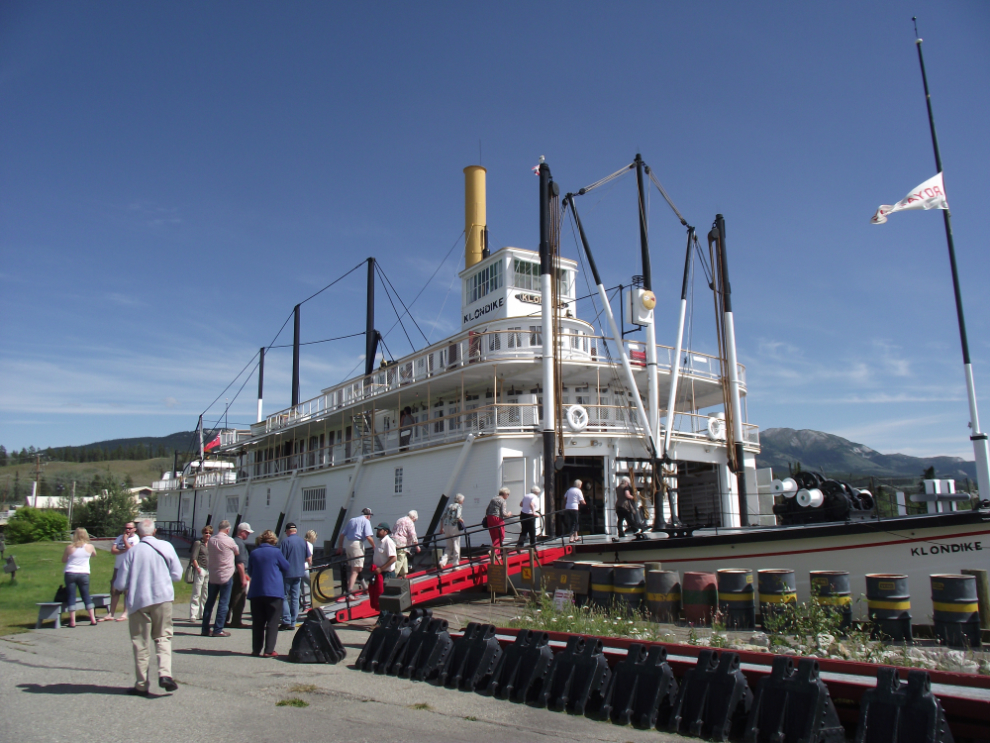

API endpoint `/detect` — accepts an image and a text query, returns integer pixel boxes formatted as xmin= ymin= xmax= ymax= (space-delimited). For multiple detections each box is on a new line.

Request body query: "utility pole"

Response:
xmin=68 ymin=481 xmax=76 ymax=525
xmin=34 ymin=455 xmax=41 ymax=507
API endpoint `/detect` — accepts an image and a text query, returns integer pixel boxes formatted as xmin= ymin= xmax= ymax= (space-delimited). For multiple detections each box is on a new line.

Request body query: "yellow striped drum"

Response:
xmin=717 ymin=568 xmax=755 ymax=630
xmin=646 ymin=570 xmax=680 ymax=623
xmin=613 ymin=564 xmax=646 ymax=615
xmin=758 ymin=569 xmax=797 ymax=625
xmin=931 ymin=574 xmax=981 ymax=648
xmin=866 ymin=573 xmax=912 ymax=642
xmin=810 ymin=570 xmax=852 ymax=629
xmin=590 ymin=563 xmax=614 ymax=610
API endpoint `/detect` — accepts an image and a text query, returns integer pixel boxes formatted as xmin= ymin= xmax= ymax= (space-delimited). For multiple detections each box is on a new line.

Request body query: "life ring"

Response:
xmin=706 ymin=416 xmax=726 ymax=441
xmin=565 ymin=405 xmax=589 ymax=432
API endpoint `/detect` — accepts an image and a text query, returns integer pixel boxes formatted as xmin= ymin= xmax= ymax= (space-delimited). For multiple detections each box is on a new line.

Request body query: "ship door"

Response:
xmin=554 ymin=456 xmax=606 ymax=536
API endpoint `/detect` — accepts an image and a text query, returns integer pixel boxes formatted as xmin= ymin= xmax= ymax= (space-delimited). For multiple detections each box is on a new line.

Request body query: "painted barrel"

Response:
xmin=758 ymin=569 xmax=797 ymax=627
xmin=866 ymin=573 xmax=912 ymax=642
xmin=570 ymin=562 xmax=594 ymax=607
xmin=931 ymin=574 xmax=981 ymax=648
xmin=589 ymin=563 xmax=614 ymax=610
xmin=644 ymin=562 xmax=663 ymax=572
xmin=646 ymin=570 xmax=681 ymax=623
xmin=717 ymin=569 xmax=755 ymax=630
xmin=683 ymin=571 xmax=718 ymax=625
xmin=613 ymin=563 xmax=646 ymax=615
xmin=810 ymin=570 xmax=852 ymax=629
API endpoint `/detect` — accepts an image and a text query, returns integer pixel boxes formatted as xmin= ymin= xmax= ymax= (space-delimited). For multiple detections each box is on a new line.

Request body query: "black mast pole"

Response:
xmin=539 ymin=161 xmax=556 ymax=539
xmin=365 ymin=257 xmax=378 ymax=377
xmin=912 ymin=18 xmax=989 ymax=497
xmin=634 ymin=154 xmax=652 ymax=292
xmin=291 ymin=304 xmax=301 ymax=407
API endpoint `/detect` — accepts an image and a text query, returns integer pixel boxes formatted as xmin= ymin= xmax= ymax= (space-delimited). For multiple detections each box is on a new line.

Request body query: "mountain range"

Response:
xmin=756 ymin=428 xmax=978 ymax=481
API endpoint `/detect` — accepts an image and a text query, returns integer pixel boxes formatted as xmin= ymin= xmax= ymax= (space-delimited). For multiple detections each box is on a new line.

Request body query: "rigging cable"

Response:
xmin=376 ymin=262 xmax=430 ymax=346
xmin=375 ymin=263 xmax=416 ymax=353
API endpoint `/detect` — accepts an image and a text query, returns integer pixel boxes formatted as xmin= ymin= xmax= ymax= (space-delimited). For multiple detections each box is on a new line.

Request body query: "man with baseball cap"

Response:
xmin=368 ymin=522 xmax=396 ymax=612
xmin=278 ymin=522 xmax=308 ymax=630
xmin=336 ymin=507 xmax=375 ymax=596
xmin=226 ymin=522 xmax=253 ymax=629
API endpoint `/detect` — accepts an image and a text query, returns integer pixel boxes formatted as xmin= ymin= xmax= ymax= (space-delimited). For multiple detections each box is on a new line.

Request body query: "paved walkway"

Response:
xmin=1 ymin=603 xmax=691 ymax=743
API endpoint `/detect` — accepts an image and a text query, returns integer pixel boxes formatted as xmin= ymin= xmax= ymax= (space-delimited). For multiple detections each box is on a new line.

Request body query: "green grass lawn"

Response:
xmin=0 ymin=541 xmax=192 ymax=636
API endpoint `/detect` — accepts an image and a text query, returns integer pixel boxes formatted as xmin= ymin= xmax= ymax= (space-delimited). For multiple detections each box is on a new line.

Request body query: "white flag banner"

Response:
xmin=871 ymin=172 xmax=948 ymax=224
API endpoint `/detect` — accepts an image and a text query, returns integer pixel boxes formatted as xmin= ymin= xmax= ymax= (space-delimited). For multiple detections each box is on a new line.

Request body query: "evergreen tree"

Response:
xmin=73 ymin=475 xmax=138 ymax=537
xmin=0 ymin=445 xmax=7 ymax=466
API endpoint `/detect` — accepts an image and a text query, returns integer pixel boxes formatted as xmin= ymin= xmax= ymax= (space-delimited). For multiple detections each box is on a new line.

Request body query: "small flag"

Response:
xmin=204 ymin=434 xmax=221 ymax=452
xmin=532 ymin=165 xmax=540 ymax=176
xmin=871 ymin=172 xmax=948 ymax=224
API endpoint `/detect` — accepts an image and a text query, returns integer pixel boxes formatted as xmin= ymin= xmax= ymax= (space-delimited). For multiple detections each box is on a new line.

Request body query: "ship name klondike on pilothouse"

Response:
xmin=157 ymin=156 xmax=990 ymax=619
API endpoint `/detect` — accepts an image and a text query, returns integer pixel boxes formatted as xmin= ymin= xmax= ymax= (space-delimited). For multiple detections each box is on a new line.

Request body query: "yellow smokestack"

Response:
xmin=464 ymin=165 xmax=487 ymax=269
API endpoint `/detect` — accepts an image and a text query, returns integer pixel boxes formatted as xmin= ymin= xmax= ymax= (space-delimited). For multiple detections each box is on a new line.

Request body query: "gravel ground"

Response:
xmin=0 ymin=602 xmax=693 ymax=743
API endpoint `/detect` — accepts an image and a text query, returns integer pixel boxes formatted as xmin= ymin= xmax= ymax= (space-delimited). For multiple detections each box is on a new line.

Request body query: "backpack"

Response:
xmin=288 ymin=607 xmax=347 ymax=664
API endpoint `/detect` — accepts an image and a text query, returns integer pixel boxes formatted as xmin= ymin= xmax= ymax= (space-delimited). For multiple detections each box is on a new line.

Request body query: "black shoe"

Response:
xmin=158 ymin=676 xmax=178 ymax=692
xmin=278 ymin=624 xmax=294 ymax=631
xmin=211 ymin=630 xmax=231 ymax=637
xmin=126 ymin=687 xmax=149 ymax=697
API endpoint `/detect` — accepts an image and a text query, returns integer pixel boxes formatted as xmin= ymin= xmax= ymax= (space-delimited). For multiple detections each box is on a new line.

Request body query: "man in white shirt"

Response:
xmin=372 ymin=523 xmax=397 ymax=579
xmin=104 ymin=522 xmax=139 ymax=622
xmin=114 ymin=519 xmax=183 ymax=696
xmin=516 ymin=486 xmax=541 ymax=549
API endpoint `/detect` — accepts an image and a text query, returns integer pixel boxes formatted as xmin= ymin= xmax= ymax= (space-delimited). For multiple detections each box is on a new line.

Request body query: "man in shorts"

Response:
xmin=336 ymin=507 xmax=375 ymax=595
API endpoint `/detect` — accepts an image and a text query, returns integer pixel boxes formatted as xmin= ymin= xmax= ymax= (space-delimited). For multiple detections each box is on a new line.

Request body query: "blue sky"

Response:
xmin=2 ymin=2 xmax=989 ymax=462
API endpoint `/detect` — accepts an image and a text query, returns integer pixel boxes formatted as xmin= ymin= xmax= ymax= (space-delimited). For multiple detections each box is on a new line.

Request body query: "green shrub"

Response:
xmin=6 ymin=507 xmax=70 ymax=544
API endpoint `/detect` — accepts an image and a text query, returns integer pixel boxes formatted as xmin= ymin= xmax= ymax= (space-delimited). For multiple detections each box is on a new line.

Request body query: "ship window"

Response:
xmin=512 ymin=259 xmax=539 ymax=291
xmin=489 ymin=332 xmax=500 ymax=351
xmin=226 ymin=496 xmax=239 ymax=513
xmin=507 ymin=327 xmax=521 ymax=348
xmin=467 ymin=260 xmax=503 ymax=304
xmin=302 ymin=486 xmax=326 ymax=512
xmin=394 ymin=467 xmax=403 ymax=494
xmin=266 ymin=488 xmax=271 ymax=506
xmin=529 ymin=325 xmax=542 ymax=346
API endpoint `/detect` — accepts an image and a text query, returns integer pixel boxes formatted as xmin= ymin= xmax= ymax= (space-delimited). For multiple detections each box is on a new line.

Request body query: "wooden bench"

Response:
xmin=35 ymin=593 xmax=114 ymax=628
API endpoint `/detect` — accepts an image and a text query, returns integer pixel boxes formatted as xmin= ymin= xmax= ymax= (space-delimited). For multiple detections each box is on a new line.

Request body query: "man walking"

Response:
xmin=392 ymin=510 xmax=420 ymax=578
xmin=368 ymin=522 xmax=397 ymax=611
xmin=336 ymin=507 xmax=375 ymax=594
xmin=200 ymin=520 xmax=238 ymax=638
xmin=278 ymin=523 xmax=308 ymax=630
xmin=114 ymin=519 xmax=182 ymax=696
xmin=104 ymin=521 xmax=139 ymax=622
xmin=226 ymin=522 xmax=253 ymax=628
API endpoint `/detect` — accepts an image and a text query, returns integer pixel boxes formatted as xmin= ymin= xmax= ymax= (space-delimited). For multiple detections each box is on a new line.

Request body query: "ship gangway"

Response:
xmin=310 ymin=515 xmax=574 ymax=624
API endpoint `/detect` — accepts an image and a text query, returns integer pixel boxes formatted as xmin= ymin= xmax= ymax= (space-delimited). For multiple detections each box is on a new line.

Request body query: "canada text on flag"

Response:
xmin=871 ymin=172 xmax=948 ymax=224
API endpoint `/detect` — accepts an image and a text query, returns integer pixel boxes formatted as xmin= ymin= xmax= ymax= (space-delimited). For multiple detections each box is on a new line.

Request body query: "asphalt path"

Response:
xmin=0 ymin=603 xmax=691 ymax=743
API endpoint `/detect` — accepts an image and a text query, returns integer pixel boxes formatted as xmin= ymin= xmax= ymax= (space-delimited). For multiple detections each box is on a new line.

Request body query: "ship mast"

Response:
xmin=912 ymin=19 xmax=990 ymax=500
xmin=538 ymin=158 xmax=557 ymax=537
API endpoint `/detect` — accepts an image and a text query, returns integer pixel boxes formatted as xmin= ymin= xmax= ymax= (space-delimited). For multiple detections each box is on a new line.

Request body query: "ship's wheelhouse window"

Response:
xmin=466 ymin=260 xmax=503 ymax=304
xmin=507 ymin=327 xmax=522 ymax=348
xmin=512 ymin=259 xmax=539 ymax=291
xmin=529 ymin=325 xmax=542 ymax=346
xmin=394 ymin=467 xmax=403 ymax=494
xmin=302 ymin=486 xmax=326 ymax=512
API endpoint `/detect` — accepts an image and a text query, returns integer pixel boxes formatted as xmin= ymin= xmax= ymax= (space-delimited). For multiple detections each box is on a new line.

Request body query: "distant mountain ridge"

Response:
xmin=756 ymin=427 xmax=977 ymax=481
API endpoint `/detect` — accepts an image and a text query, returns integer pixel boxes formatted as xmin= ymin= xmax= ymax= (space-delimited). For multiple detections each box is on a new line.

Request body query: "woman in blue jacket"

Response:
xmin=247 ymin=530 xmax=291 ymax=657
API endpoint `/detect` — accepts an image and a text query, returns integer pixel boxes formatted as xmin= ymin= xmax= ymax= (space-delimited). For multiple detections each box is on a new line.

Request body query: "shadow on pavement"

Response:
xmin=174 ymin=648 xmax=247 ymax=657
xmin=17 ymin=683 xmax=132 ymax=696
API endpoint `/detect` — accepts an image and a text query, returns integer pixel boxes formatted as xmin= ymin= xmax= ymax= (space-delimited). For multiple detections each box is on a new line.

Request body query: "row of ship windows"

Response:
xmin=465 ymin=259 xmax=571 ymax=305
xmin=220 ymin=476 xmax=405 ymax=517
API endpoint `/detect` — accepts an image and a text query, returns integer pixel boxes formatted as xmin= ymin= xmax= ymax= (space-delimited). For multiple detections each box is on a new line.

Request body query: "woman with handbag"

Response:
xmin=188 ymin=526 xmax=212 ymax=621
xmin=246 ymin=530 xmax=291 ymax=658
xmin=61 ymin=528 xmax=98 ymax=627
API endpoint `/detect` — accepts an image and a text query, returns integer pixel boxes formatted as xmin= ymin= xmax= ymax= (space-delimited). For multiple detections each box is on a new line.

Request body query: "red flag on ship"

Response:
xmin=204 ymin=434 xmax=221 ymax=452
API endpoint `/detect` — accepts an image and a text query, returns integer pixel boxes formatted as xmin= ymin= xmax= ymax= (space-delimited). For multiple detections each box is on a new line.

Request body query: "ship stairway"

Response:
xmin=352 ymin=410 xmax=387 ymax=455
xmin=312 ymin=538 xmax=573 ymax=624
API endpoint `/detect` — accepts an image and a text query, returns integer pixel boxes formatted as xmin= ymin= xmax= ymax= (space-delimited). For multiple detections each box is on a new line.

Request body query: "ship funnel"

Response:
xmin=464 ymin=165 xmax=487 ymax=269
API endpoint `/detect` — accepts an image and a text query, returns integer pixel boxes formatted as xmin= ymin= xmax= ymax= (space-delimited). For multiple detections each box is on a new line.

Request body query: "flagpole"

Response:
xmin=913 ymin=18 xmax=990 ymax=500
